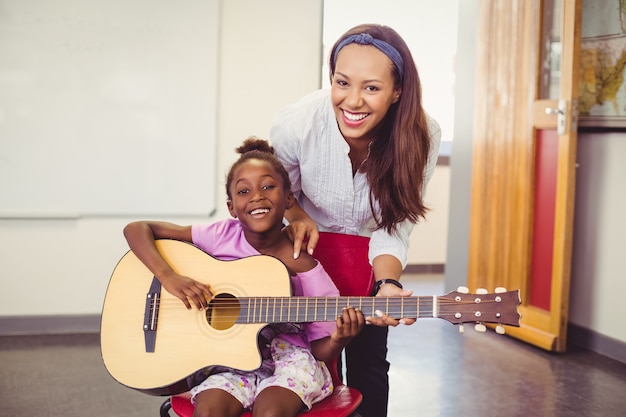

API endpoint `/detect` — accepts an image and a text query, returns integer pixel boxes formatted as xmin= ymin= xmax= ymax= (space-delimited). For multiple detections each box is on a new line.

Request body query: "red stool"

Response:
xmin=160 ymin=355 xmax=361 ymax=417
xmin=159 ymin=232 xmax=371 ymax=417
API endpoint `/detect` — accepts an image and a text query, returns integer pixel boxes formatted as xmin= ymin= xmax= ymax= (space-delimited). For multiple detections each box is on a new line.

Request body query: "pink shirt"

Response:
xmin=191 ymin=218 xmax=338 ymax=347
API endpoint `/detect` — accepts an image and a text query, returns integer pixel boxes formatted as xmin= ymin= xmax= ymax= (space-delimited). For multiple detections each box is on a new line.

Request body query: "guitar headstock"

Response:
xmin=437 ymin=287 xmax=521 ymax=334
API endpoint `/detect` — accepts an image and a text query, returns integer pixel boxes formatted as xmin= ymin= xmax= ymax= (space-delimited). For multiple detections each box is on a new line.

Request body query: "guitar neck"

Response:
xmin=235 ymin=296 xmax=437 ymax=323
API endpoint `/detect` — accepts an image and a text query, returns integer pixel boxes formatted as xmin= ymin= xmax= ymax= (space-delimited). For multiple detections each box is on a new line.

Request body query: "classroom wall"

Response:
xmin=0 ymin=0 xmax=449 ymax=322
xmin=569 ymin=132 xmax=626 ymax=345
xmin=408 ymin=165 xmax=450 ymax=266
xmin=0 ymin=0 xmax=323 ymax=318
xmin=2 ymin=0 xmax=620 ymax=360
xmin=0 ymin=0 xmax=221 ymax=218
xmin=444 ymin=0 xmax=477 ymax=293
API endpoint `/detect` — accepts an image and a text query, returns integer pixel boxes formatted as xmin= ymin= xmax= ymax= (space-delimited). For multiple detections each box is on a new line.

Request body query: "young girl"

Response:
xmin=123 ymin=137 xmax=364 ymax=417
xmin=270 ymin=24 xmax=442 ymax=417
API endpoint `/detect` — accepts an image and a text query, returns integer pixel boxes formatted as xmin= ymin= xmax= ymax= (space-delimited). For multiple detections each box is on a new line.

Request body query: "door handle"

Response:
xmin=544 ymin=99 xmax=568 ymax=135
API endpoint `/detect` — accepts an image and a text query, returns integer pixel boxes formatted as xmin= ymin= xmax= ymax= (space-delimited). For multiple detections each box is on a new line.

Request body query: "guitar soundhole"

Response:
xmin=206 ymin=293 xmax=239 ymax=330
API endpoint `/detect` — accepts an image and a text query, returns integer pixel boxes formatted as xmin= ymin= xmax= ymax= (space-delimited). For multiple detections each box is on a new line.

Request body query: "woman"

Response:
xmin=270 ymin=24 xmax=442 ymax=417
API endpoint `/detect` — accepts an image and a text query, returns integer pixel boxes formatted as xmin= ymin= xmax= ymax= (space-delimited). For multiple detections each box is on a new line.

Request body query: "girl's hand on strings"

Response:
xmin=160 ymin=272 xmax=212 ymax=310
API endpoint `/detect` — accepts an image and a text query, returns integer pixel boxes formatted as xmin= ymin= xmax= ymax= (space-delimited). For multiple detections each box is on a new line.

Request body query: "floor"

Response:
xmin=1 ymin=273 xmax=626 ymax=417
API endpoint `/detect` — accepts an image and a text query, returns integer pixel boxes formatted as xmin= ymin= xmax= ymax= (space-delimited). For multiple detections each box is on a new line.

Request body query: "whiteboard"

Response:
xmin=0 ymin=0 xmax=219 ymax=217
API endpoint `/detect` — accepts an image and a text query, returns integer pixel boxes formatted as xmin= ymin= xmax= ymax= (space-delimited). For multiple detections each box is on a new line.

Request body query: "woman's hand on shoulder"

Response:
xmin=282 ymin=218 xmax=319 ymax=258
xmin=281 ymin=203 xmax=319 ymax=259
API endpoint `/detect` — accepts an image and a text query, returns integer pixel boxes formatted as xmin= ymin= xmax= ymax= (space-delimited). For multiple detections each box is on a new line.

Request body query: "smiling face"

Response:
xmin=331 ymin=43 xmax=402 ymax=145
xmin=226 ymin=158 xmax=293 ymax=234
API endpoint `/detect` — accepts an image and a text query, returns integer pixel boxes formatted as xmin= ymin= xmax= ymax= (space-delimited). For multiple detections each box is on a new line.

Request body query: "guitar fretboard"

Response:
xmin=234 ymin=296 xmax=439 ymax=323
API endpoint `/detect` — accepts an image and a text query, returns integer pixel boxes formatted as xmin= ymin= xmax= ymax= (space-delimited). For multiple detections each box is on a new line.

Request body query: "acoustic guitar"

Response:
xmin=100 ymin=239 xmax=521 ymax=395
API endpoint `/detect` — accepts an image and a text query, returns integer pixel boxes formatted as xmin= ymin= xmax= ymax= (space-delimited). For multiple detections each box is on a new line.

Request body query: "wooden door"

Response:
xmin=467 ymin=0 xmax=581 ymax=352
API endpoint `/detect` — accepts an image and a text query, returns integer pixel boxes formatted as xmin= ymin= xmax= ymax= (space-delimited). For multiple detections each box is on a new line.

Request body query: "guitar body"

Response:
xmin=100 ymin=239 xmax=291 ymax=395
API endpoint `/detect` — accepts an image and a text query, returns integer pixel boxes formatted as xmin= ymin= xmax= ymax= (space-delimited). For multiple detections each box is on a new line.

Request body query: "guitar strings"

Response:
xmin=151 ymin=297 xmax=504 ymax=306
xmin=144 ymin=297 xmax=512 ymax=325
xmin=139 ymin=312 xmax=503 ymax=325
xmin=150 ymin=299 xmax=506 ymax=309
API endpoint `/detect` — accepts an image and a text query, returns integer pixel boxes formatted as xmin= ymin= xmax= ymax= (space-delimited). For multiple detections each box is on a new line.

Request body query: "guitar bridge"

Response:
xmin=143 ymin=276 xmax=161 ymax=353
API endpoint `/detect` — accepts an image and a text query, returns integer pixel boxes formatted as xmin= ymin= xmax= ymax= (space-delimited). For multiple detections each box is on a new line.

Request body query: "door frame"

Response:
xmin=467 ymin=0 xmax=581 ymax=352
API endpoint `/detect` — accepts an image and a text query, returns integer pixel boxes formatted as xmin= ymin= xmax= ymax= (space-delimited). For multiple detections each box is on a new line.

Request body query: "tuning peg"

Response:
xmin=457 ymin=286 xmax=469 ymax=294
xmin=476 ymin=288 xmax=488 ymax=294
xmin=459 ymin=324 xmax=465 ymax=333
xmin=496 ymin=324 xmax=506 ymax=335
xmin=495 ymin=287 xmax=507 ymax=293
xmin=474 ymin=323 xmax=487 ymax=332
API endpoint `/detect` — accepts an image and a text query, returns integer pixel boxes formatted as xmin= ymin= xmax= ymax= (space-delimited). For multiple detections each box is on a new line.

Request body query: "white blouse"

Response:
xmin=270 ymin=88 xmax=442 ymax=268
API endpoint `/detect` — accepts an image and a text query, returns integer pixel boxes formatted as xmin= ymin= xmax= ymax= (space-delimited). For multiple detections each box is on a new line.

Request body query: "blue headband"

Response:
xmin=333 ymin=33 xmax=404 ymax=82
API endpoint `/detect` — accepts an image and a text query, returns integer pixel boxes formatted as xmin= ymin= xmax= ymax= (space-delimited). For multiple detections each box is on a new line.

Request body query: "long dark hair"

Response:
xmin=329 ymin=24 xmax=432 ymax=233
